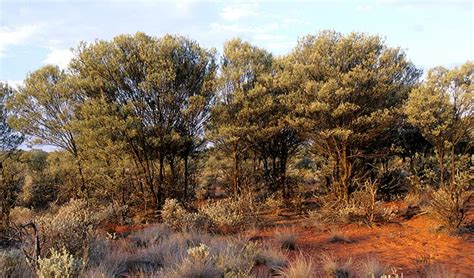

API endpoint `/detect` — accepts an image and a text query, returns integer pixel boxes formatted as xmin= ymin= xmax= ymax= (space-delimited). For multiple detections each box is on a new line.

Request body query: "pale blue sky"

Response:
xmin=1 ymin=0 xmax=473 ymax=86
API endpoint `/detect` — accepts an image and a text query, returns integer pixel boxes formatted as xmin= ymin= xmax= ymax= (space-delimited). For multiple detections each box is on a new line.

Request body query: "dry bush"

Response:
xmin=198 ymin=198 xmax=247 ymax=233
xmin=320 ymin=253 xmax=353 ymax=278
xmin=87 ymin=228 xmax=262 ymax=277
xmin=37 ymin=247 xmax=80 ymax=278
xmin=417 ymin=263 xmax=461 ymax=278
xmin=351 ymin=180 xmax=379 ymax=226
xmin=8 ymin=207 xmax=34 ymax=225
xmin=264 ymin=193 xmax=284 ymax=215
xmin=37 ymin=199 xmax=113 ymax=256
xmin=275 ymin=229 xmax=298 ymax=250
xmin=161 ymin=199 xmax=213 ymax=233
xmin=0 ymin=248 xmax=33 ymax=277
xmin=161 ymin=199 xmax=189 ymax=230
xmin=425 ymin=171 xmax=472 ymax=231
xmin=276 ymin=255 xmax=314 ymax=278
xmin=358 ymin=257 xmax=388 ymax=278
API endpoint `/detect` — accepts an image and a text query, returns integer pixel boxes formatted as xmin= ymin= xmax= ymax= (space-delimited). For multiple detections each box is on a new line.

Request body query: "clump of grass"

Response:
xmin=328 ymin=229 xmax=353 ymax=243
xmin=321 ymin=253 xmax=353 ymax=278
xmin=255 ymin=247 xmax=288 ymax=272
xmin=418 ymin=263 xmax=461 ymax=278
xmin=129 ymin=224 xmax=172 ymax=248
xmin=275 ymin=229 xmax=298 ymax=250
xmin=277 ymin=255 xmax=314 ymax=278
xmin=358 ymin=257 xmax=387 ymax=278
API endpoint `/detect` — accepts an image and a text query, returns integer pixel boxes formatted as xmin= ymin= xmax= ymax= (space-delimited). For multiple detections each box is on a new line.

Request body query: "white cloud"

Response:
xmin=0 ymin=25 xmax=40 ymax=57
xmin=43 ymin=48 xmax=74 ymax=68
xmin=220 ymin=2 xmax=259 ymax=21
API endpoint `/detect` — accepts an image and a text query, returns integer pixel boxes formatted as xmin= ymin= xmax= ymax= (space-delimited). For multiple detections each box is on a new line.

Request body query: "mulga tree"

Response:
xmin=0 ymin=83 xmax=23 ymax=233
xmin=405 ymin=62 xmax=473 ymax=187
xmin=6 ymin=66 xmax=88 ymax=197
xmin=71 ymin=33 xmax=216 ymax=209
xmin=285 ymin=31 xmax=420 ymax=204
xmin=209 ymin=39 xmax=302 ymax=197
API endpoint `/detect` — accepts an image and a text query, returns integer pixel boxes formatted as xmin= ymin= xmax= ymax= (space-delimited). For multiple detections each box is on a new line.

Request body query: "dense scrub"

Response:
xmin=0 ymin=30 xmax=472 ymax=277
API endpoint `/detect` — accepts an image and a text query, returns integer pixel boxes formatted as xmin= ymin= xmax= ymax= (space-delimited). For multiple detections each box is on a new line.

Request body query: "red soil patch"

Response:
xmin=256 ymin=214 xmax=474 ymax=277
xmin=103 ymin=223 xmax=145 ymax=235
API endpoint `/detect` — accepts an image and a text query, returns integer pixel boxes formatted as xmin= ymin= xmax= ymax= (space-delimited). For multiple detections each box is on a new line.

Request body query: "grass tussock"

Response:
xmin=328 ymin=229 xmax=353 ymax=243
xmin=276 ymin=255 xmax=314 ymax=278
xmin=275 ymin=229 xmax=298 ymax=250
xmin=321 ymin=253 xmax=353 ymax=278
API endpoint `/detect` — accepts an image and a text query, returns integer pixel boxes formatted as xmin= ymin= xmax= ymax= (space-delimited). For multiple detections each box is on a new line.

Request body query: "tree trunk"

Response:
xmin=233 ymin=144 xmax=240 ymax=196
xmin=183 ymin=154 xmax=189 ymax=201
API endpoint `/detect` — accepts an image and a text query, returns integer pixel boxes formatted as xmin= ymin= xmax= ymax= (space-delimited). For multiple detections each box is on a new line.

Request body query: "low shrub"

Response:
xmin=37 ymin=247 xmax=79 ymax=278
xmin=37 ymin=199 xmax=113 ymax=256
xmin=161 ymin=199 xmax=213 ymax=233
xmin=8 ymin=206 xmax=34 ymax=225
xmin=425 ymin=171 xmax=472 ymax=231
xmin=199 ymin=199 xmax=246 ymax=232
xmin=0 ymin=248 xmax=33 ymax=277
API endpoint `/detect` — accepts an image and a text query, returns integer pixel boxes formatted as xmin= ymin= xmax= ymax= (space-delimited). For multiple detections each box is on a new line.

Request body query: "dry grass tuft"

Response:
xmin=275 ymin=229 xmax=298 ymax=250
xmin=328 ymin=229 xmax=353 ymax=243
xmin=276 ymin=255 xmax=314 ymax=278
xmin=358 ymin=257 xmax=388 ymax=278
xmin=321 ymin=253 xmax=353 ymax=278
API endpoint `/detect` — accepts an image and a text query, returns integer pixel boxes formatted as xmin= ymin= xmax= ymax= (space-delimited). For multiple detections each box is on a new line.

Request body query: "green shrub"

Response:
xmin=161 ymin=199 xmax=213 ymax=232
xmin=37 ymin=247 xmax=79 ymax=278
xmin=198 ymin=198 xmax=252 ymax=232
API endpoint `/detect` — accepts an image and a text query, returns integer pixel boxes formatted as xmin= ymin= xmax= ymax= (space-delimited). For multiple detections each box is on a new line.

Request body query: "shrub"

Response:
xmin=350 ymin=179 xmax=380 ymax=226
xmin=9 ymin=206 xmax=34 ymax=225
xmin=161 ymin=199 xmax=189 ymax=230
xmin=37 ymin=247 xmax=79 ymax=278
xmin=37 ymin=199 xmax=113 ymax=255
xmin=187 ymin=243 xmax=211 ymax=262
xmin=161 ymin=199 xmax=213 ymax=233
xmin=199 ymin=199 xmax=246 ymax=232
xmin=0 ymin=249 xmax=32 ymax=277
xmin=264 ymin=193 xmax=284 ymax=215
xmin=425 ymin=171 xmax=472 ymax=230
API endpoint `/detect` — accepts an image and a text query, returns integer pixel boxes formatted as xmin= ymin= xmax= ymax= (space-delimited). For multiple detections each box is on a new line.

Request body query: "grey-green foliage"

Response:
xmin=283 ymin=30 xmax=421 ymax=203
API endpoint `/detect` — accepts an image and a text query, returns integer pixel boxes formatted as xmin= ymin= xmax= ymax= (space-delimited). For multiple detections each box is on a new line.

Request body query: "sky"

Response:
xmin=0 ymin=0 xmax=473 ymax=87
